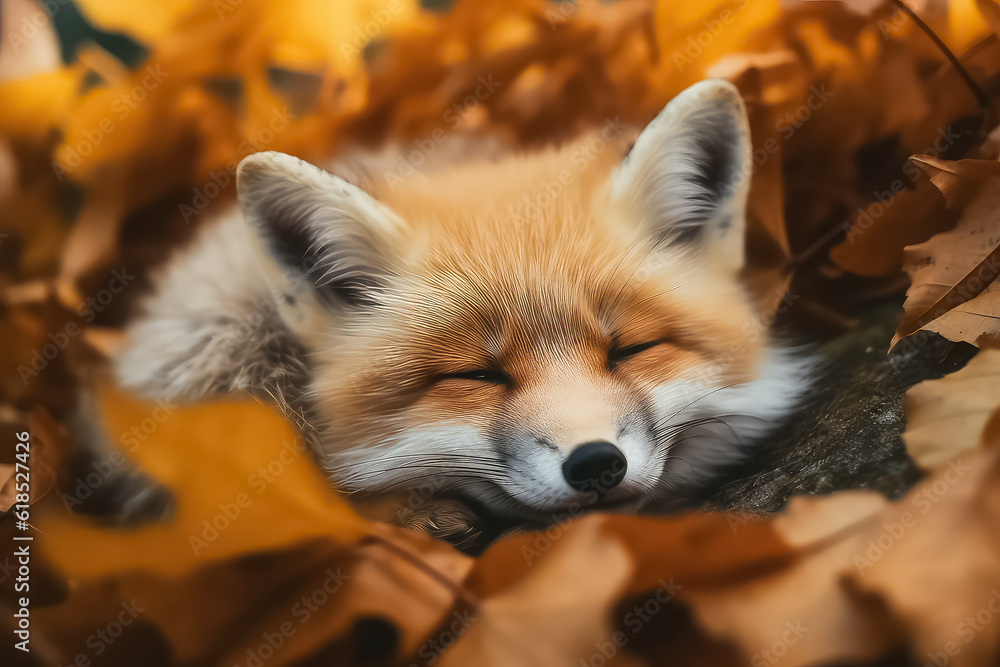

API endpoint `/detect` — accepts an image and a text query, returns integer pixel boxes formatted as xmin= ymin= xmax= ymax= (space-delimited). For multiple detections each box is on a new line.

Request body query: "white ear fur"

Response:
xmin=115 ymin=153 xmax=407 ymax=404
xmin=611 ymin=79 xmax=752 ymax=268
xmin=237 ymin=151 xmax=405 ymax=306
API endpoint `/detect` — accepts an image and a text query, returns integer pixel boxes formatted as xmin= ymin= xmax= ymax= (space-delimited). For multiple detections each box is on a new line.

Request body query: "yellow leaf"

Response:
xmin=40 ymin=387 xmax=368 ymax=578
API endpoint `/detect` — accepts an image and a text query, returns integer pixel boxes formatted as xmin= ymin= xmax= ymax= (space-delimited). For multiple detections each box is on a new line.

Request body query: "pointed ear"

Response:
xmin=237 ymin=151 xmax=405 ymax=306
xmin=115 ymin=153 xmax=406 ymax=408
xmin=611 ymin=79 xmax=751 ymax=268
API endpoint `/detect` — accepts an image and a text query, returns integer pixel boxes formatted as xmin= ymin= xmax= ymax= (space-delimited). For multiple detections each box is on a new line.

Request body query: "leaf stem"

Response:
xmin=359 ymin=534 xmax=480 ymax=608
xmin=888 ymin=0 xmax=995 ymax=132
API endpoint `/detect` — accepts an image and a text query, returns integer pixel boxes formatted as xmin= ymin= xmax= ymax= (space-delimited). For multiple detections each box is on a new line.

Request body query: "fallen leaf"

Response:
xmin=40 ymin=386 xmax=369 ymax=577
xmin=893 ymin=157 xmax=1000 ymax=347
xmin=830 ymin=173 xmax=956 ymax=277
xmin=0 ymin=464 xmax=16 ymax=512
xmin=903 ymin=347 xmax=1000 ymax=468
xmin=440 ymin=518 xmax=639 ymax=667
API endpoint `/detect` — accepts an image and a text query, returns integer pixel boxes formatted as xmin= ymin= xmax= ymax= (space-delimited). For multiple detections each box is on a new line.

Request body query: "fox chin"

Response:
xmin=114 ymin=79 xmax=813 ymax=548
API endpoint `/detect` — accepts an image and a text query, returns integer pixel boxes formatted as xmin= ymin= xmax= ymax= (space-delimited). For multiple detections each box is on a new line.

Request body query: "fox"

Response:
xmin=112 ymin=79 xmax=811 ymax=548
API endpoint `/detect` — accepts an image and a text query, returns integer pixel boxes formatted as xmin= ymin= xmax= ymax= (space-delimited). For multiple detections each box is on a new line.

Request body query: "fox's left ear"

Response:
xmin=611 ymin=79 xmax=751 ymax=268
xmin=237 ymin=151 xmax=405 ymax=307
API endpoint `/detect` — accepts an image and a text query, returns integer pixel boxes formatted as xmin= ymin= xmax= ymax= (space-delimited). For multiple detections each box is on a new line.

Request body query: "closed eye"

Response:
xmin=440 ymin=369 xmax=510 ymax=385
xmin=608 ymin=340 xmax=660 ymax=369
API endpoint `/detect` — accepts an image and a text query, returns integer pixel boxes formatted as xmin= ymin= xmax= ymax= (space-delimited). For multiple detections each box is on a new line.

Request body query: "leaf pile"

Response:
xmin=3 ymin=0 xmax=1000 ymax=665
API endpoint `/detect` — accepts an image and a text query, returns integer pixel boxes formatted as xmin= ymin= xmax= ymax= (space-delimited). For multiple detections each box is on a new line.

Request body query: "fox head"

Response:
xmin=117 ymin=80 xmax=807 ymax=546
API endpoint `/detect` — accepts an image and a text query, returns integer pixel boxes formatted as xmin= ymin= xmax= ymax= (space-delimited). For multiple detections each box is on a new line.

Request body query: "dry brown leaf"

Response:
xmin=851 ymin=445 xmax=1000 ymax=667
xmin=32 ymin=534 xmax=471 ymax=666
xmin=0 ymin=290 xmax=89 ymax=413
xmin=922 ymin=279 xmax=1000 ymax=347
xmin=904 ymin=348 xmax=1000 ymax=469
xmin=633 ymin=446 xmax=1000 ymax=666
xmin=40 ymin=387 xmax=369 ymax=577
xmin=977 ymin=0 xmax=1000 ymax=38
xmin=0 ymin=464 xmax=17 ymax=512
xmin=893 ymin=157 xmax=1000 ymax=347
xmin=456 ymin=497 xmax=897 ymax=666
xmin=833 ymin=0 xmax=891 ymax=17
xmin=981 ymin=401 xmax=1000 ymax=445
xmin=744 ymin=84 xmax=791 ymax=264
xmin=457 ymin=501 xmax=893 ymax=667
xmin=830 ymin=173 xmax=956 ymax=277
xmin=32 ymin=387 xmax=474 ymax=664
xmin=59 ymin=193 xmax=127 ymax=289
xmin=641 ymin=494 xmax=899 ymax=665
xmin=438 ymin=518 xmax=639 ymax=667
xmin=439 ymin=434 xmax=1000 ymax=667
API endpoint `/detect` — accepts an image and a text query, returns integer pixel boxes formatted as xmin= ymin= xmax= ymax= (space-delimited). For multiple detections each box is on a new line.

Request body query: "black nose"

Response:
xmin=562 ymin=441 xmax=628 ymax=492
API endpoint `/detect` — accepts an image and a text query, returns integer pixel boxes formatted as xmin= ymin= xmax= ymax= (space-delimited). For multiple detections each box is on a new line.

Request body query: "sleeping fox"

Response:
xmin=114 ymin=79 xmax=811 ymax=546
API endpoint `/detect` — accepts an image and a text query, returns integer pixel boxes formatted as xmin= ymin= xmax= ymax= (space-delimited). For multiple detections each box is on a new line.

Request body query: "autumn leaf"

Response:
xmin=830 ymin=173 xmax=956 ymax=277
xmin=903 ymin=348 xmax=1000 ymax=468
xmin=893 ymin=157 xmax=1000 ymax=348
xmin=0 ymin=465 xmax=15 ymax=512
xmin=29 ymin=387 xmax=473 ymax=665
xmin=40 ymin=387 xmax=369 ymax=576
xmin=439 ymin=518 xmax=639 ymax=667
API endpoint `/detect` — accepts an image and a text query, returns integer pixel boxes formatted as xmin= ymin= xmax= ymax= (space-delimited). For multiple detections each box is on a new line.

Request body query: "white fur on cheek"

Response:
xmin=651 ymin=344 xmax=815 ymax=468
xmin=643 ymin=344 xmax=815 ymax=507
xmin=328 ymin=423 xmax=488 ymax=492
xmin=652 ymin=346 xmax=813 ymax=438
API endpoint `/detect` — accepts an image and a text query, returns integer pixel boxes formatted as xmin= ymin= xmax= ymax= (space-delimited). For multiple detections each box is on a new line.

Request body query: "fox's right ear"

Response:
xmin=611 ymin=79 xmax=751 ymax=269
xmin=237 ymin=151 xmax=405 ymax=307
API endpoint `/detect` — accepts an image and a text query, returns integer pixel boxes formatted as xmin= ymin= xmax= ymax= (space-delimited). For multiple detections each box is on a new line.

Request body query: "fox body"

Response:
xmin=116 ymin=80 xmax=810 ymax=545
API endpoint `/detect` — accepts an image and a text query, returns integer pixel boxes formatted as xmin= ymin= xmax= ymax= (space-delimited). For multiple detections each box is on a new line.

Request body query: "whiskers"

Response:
xmin=650 ymin=382 xmax=763 ymax=449
xmin=330 ymin=452 xmax=514 ymax=494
